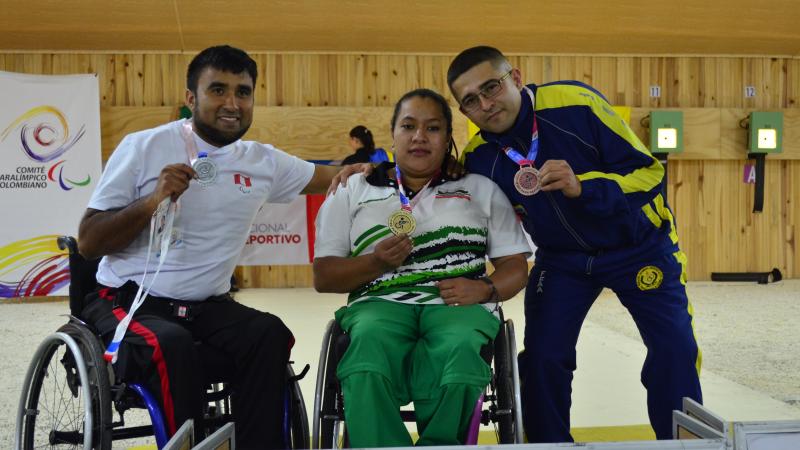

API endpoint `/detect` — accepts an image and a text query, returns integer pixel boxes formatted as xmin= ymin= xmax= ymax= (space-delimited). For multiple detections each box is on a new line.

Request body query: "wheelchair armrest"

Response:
xmin=57 ymin=236 xmax=79 ymax=255
xmin=58 ymin=235 xmax=101 ymax=318
xmin=288 ymin=363 xmax=310 ymax=383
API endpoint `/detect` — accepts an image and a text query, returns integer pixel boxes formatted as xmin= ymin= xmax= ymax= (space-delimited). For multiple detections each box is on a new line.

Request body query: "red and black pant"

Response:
xmin=82 ymin=281 xmax=294 ymax=449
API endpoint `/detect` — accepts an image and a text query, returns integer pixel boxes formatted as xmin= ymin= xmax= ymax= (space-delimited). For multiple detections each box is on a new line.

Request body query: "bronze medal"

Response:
xmin=513 ymin=166 xmax=540 ymax=196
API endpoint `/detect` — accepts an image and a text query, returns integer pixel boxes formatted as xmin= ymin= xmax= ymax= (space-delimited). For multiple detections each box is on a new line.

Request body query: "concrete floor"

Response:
xmin=2 ymin=280 xmax=799 ymax=448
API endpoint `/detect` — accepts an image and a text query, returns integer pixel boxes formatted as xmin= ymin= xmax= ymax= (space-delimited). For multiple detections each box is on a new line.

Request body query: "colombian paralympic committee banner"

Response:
xmin=0 ymin=71 xmax=102 ymax=297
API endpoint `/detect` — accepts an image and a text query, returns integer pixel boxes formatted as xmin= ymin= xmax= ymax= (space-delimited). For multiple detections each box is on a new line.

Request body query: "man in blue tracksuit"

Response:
xmin=447 ymin=46 xmax=702 ymax=442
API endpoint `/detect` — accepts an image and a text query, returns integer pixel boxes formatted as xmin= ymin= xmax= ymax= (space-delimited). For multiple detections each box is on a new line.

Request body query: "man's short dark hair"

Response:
xmin=447 ymin=46 xmax=509 ymax=89
xmin=186 ymin=45 xmax=258 ymax=93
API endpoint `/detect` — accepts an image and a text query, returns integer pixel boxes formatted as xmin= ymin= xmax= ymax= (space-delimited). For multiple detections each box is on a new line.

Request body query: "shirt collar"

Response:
xmin=366 ymin=161 xmax=449 ymax=194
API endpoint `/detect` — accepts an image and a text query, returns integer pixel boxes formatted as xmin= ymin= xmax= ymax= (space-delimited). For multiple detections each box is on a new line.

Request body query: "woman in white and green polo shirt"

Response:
xmin=313 ymin=88 xmax=530 ymax=448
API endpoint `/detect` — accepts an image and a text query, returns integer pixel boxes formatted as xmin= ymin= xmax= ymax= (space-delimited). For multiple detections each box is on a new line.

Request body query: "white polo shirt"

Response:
xmin=314 ymin=167 xmax=531 ymax=313
xmin=89 ymin=119 xmax=314 ymax=300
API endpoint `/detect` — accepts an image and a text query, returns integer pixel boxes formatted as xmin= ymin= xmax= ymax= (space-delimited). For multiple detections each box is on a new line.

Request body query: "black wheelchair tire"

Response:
xmin=494 ymin=321 xmax=517 ymax=444
xmin=19 ymin=321 xmax=112 ymax=450
xmin=318 ymin=322 xmax=344 ymax=448
xmin=287 ymin=364 xmax=310 ymax=449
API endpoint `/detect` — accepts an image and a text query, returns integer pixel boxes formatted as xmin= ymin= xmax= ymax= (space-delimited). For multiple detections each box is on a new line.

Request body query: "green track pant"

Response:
xmin=335 ymin=300 xmax=500 ymax=447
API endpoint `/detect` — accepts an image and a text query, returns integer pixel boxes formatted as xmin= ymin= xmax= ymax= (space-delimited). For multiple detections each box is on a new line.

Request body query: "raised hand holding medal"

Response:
xmin=537 ymin=159 xmax=583 ymax=198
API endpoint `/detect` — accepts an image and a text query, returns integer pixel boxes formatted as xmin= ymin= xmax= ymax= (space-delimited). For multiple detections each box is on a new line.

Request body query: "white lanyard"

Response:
xmin=104 ymin=198 xmax=176 ymax=363
xmin=103 ymin=133 xmax=185 ymax=363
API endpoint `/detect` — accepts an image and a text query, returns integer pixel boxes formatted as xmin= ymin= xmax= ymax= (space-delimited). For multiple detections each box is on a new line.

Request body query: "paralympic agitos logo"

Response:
xmin=1 ymin=106 xmax=91 ymax=190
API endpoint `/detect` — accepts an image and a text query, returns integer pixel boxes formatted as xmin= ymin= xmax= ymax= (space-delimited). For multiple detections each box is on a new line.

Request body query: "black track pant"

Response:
xmin=82 ymin=281 xmax=294 ymax=449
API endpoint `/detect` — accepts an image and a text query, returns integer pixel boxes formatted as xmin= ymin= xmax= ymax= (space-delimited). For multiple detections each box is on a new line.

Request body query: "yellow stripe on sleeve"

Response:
xmin=536 ymin=84 xmax=651 ymax=158
xmin=577 ymin=160 xmax=664 ymax=194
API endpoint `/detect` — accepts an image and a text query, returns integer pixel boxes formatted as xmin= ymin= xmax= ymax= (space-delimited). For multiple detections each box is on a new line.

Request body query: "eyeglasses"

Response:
xmin=459 ymin=70 xmax=513 ymax=113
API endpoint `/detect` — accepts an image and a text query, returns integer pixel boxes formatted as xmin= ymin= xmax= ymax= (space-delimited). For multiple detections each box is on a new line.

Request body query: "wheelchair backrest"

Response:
xmin=57 ymin=236 xmax=100 ymax=318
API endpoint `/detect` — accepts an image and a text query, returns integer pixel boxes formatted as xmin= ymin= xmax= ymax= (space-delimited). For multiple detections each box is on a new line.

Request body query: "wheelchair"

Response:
xmin=310 ymin=310 xmax=523 ymax=448
xmin=15 ymin=236 xmax=310 ymax=450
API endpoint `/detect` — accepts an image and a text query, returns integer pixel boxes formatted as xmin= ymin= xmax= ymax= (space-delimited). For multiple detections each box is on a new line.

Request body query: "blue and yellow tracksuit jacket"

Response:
xmin=462 ymin=81 xmax=680 ymax=266
xmin=462 ymin=82 xmax=702 ymax=442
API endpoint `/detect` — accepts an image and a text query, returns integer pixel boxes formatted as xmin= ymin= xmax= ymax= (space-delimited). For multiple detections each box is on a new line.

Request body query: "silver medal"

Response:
xmin=193 ymin=156 xmax=217 ymax=186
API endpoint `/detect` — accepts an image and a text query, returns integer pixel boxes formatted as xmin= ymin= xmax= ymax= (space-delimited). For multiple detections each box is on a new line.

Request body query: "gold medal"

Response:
xmin=388 ymin=209 xmax=416 ymax=235
xmin=513 ymin=166 xmax=540 ymax=196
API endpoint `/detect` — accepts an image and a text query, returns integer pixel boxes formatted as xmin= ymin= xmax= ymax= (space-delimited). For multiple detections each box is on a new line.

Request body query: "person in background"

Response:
xmin=341 ymin=125 xmax=391 ymax=165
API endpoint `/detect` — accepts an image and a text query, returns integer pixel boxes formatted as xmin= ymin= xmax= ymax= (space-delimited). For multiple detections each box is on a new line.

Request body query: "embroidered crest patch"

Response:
xmin=636 ymin=265 xmax=663 ymax=291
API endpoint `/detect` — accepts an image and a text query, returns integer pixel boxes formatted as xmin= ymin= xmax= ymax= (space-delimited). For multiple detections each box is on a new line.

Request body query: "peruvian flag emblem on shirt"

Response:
xmin=234 ymin=173 xmax=252 ymax=187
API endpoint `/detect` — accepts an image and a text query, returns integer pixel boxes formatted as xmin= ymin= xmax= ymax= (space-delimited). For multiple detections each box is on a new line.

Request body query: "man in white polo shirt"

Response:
xmin=77 ymin=45 xmax=350 ymax=449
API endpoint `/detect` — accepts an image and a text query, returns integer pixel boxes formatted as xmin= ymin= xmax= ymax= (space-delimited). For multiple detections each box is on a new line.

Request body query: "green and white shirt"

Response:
xmin=314 ymin=164 xmax=531 ymax=313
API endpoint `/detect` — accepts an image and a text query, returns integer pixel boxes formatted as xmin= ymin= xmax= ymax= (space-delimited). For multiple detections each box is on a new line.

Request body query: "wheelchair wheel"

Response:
xmin=312 ymin=320 xmax=348 ymax=449
xmin=16 ymin=321 xmax=112 ymax=450
xmin=492 ymin=319 xmax=523 ymax=444
xmin=286 ymin=364 xmax=310 ymax=449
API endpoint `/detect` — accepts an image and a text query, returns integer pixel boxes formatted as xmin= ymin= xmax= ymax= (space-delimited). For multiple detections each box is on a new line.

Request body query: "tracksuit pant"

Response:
xmin=82 ymin=281 xmax=293 ymax=450
xmin=519 ymin=249 xmax=703 ymax=442
xmin=335 ymin=300 xmax=499 ymax=448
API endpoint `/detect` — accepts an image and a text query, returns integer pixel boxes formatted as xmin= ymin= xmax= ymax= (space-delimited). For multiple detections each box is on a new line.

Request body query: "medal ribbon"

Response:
xmin=181 ymin=119 xmax=218 ymax=187
xmin=395 ymin=165 xmax=436 ymax=213
xmin=501 ymin=87 xmax=539 ymax=167
xmin=104 ymin=198 xmax=176 ymax=363
xmin=180 ymin=120 xmax=201 ymax=164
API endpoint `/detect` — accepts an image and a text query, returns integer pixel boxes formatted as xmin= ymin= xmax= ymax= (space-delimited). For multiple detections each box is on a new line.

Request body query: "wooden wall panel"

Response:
xmin=3 ymin=52 xmax=799 ymax=284
xmin=234 ymin=265 xmax=314 ymax=290
xmin=3 ymin=54 xmax=797 ymax=108
xmin=788 ymin=59 xmax=800 ymax=108
xmin=101 ymin=106 xmax=800 ymax=165
xmin=100 ymin=106 xmax=471 ymax=163
xmin=669 ymin=160 xmax=798 ymax=280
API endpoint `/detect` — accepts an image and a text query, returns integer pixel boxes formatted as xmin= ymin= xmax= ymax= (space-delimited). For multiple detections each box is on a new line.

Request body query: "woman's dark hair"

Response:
xmin=390 ymin=89 xmax=458 ymax=171
xmin=349 ymin=125 xmax=375 ymax=154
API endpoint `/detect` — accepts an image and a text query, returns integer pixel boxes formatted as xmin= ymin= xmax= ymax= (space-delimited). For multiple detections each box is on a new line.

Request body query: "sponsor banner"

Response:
xmin=238 ymin=195 xmax=311 ymax=265
xmin=0 ymin=71 xmax=102 ymax=297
